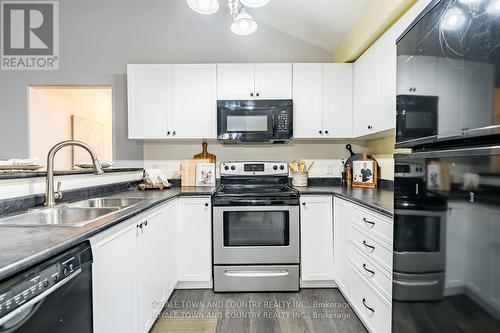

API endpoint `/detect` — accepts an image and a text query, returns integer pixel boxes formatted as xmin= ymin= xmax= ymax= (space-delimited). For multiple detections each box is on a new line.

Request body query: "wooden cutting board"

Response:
xmin=181 ymin=159 xmax=209 ymax=187
xmin=193 ymin=142 xmax=216 ymax=163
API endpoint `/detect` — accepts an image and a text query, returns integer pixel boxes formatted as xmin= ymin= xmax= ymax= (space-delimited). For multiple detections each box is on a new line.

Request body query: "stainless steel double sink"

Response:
xmin=0 ymin=197 xmax=146 ymax=227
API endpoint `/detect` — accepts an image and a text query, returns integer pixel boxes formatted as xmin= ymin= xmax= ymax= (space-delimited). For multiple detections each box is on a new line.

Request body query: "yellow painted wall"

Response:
xmin=333 ymin=0 xmax=417 ymax=62
xmin=366 ymin=135 xmax=396 ymax=180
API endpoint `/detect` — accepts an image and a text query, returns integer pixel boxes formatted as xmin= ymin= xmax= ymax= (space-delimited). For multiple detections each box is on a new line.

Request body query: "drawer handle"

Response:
xmin=362 ymin=298 xmax=375 ymax=313
xmin=363 ymin=240 xmax=375 ymax=251
xmin=363 ymin=217 xmax=375 ymax=227
xmin=363 ymin=263 xmax=375 ymax=276
xmin=223 ymin=270 xmax=289 ymax=278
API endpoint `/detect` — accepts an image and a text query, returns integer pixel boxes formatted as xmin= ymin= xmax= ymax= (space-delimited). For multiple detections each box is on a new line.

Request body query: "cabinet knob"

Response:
xmin=325 ymin=130 xmax=329 ymax=135
xmin=256 ymin=92 xmax=260 ymax=97
xmin=205 ymin=203 xmax=209 ymax=207
xmin=167 ymin=131 xmax=171 ymax=135
xmin=144 ymin=221 xmax=148 ymax=226
xmin=319 ymin=130 xmax=323 ymax=135
xmin=367 ymin=125 xmax=373 ymax=130
xmin=172 ymin=131 xmax=176 ymax=136
xmin=250 ymin=92 xmax=254 ymax=97
xmin=302 ymin=202 xmax=306 ymax=206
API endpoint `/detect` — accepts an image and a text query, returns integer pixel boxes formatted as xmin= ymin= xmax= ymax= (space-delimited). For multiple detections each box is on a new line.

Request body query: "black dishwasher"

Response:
xmin=0 ymin=242 xmax=93 ymax=333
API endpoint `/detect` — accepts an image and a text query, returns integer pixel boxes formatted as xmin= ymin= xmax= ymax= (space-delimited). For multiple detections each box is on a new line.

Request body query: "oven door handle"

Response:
xmin=223 ymin=270 xmax=290 ymax=278
xmin=0 ymin=268 xmax=81 ymax=328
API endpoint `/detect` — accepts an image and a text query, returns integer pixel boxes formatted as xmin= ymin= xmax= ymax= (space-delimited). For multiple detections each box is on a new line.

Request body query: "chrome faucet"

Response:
xmin=44 ymin=140 xmax=104 ymax=206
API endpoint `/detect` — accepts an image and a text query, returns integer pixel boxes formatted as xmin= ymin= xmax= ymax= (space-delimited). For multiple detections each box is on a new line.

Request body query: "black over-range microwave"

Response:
xmin=217 ymin=100 xmax=293 ymax=143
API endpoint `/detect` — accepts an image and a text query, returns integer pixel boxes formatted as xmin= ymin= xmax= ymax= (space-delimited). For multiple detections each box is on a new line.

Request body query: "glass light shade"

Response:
xmin=441 ymin=7 xmax=466 ymax=30
xmin=231 ymin=8 xmax=258 ymax=35
xmin=240 ymin=0 xmax=271 ymax=8
xmin=487 ymin=0 xmax=500 ymax=13
xmin=187 ymin=0 xmax=220 ymax=15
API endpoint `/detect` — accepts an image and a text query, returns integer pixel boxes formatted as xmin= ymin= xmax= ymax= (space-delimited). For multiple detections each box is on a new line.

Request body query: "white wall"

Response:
xmin=29 ymin=87 xmax=113 ymax=169
xmin=0 ymin=0 xmax=332 ymax=161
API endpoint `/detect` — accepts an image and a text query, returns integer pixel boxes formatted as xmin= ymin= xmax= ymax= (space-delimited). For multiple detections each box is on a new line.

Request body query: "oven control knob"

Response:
xmin=273 ymin=165 xmax=278 ymax=170
xmin=224 ymin=165 xmax=229 ymax=171
xmin=279 ymin=165 xmax=285 ymax=170
xmin=63 ymin=267 xmax=70 ymax=276
xmin=230 ymin=165 xmax=236 ymax=170
xmin=43 ymin=280 xmax=49 ymax=288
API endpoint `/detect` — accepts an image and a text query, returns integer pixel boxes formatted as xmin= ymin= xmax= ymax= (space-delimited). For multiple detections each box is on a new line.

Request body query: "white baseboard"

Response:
xmin=175 ymin=280 xmax=213 ymax=289
xmin=300 ymin=280 xmax=338 ymax=288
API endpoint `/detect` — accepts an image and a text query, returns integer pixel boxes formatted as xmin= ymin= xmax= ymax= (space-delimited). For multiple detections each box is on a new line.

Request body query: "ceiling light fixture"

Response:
xmin=187 ymin=0 xmax=220 ymax=15
xmin=487 ymin=0 xmax=500 ymax=14
xmin=441 ymin=7 xmax=466 ymax=30
xmin=187 ymin=0 xmax=269 ymax=36
xmin=240 ymin=0 xmax=271 ymax=8
xmin=231 ymin=8 xmax=258 ymax=35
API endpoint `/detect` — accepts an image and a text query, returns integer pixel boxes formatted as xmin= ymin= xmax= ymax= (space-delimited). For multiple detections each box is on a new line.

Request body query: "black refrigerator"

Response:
xmin=393 ymin=0 xmax=500 ymax=332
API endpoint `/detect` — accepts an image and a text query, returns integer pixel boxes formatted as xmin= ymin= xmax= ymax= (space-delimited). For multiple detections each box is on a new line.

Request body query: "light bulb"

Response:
xmin=186 ymin=0 xmax=219 ymax=15
xmin=231 ymin=8 xmax=258 ymax=35
xmin=441 ymin=7 xmax=466 ymax=30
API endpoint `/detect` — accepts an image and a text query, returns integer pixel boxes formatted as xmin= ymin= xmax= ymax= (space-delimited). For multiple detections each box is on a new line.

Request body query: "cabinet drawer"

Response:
xmin=351 ymin=205 xmax=392 ymax=245
xmin=350 ymin=244 xmax=392 ymax=300
xmin=350 ymin=263 xmax=391 ymax=333
xmin=351 ymin=224 xmax=392 ymax=272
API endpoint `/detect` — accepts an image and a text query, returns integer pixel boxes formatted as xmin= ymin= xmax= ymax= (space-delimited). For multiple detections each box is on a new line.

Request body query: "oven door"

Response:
xmin=213 ymin=205 xmax=299 ymax=264
xmin=393 ymin=209 xmax=446 ymax=273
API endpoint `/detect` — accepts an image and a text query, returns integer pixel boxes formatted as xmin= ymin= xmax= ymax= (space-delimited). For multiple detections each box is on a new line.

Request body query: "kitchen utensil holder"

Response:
xmin=292 ymin=172 xmax=308 ymax=187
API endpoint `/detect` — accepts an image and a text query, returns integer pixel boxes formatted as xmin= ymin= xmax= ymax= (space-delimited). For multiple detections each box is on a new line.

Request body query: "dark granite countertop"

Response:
xmin=0 ymin=186 xmax=215 ymax=282
xmin=295 ymin=186 xmax=393 ymax=217
xmin=0 ymin=168 xmax=144 ymax=180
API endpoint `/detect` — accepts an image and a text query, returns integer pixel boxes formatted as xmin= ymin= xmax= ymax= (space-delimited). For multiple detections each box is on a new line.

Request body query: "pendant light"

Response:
xmin=187 ymin=0 xmax=220 ymax=15
xmin=231 ymin=7 xmax=258 ymax=35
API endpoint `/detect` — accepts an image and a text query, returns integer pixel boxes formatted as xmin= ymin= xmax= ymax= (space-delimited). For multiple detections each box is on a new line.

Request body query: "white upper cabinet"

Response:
xmin=374 ymin=34 xmax=397 ymax=133
xmin=300 ymin=195 xmax=334 ymax=282
xmin=254 ymin=63 xmax=292 ymax=99
xmin=172 ymin=64 xmax=217 ymax=139
xmin=218 ymin=63 xmax=292 ymax=100
xmin=396 ymin=55 xmax=437 ymax=96
xmin=293 ymin=63 xmax=353 ymax=139
xmin=353 ymin=48 xmax=376 ymax=137
xmin=217 ymin=63 xmax=255 ymax=100
xmin=127 ymin=64 xmax=172 ymax=139
xmin=128 ymin=64 xmax=216 ymax=139
xmin=293 ymin=63 xmax=324 ymax=138
xmin=323 ymin=63 xmax=353 ymax=138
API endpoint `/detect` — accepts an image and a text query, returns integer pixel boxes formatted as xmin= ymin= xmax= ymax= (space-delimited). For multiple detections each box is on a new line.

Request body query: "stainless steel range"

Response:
xmin=213 ymin=161 xmax=300 ymax=292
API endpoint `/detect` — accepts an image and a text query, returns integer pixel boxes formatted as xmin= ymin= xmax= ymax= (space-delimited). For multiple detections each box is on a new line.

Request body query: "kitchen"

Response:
xmin=0 ymin=0 xmax=499 ymax=332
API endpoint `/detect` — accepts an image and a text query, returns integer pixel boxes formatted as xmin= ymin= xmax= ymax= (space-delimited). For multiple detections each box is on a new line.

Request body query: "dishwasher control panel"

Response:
xmin=0 ymin=246 xmax=84 ymax=318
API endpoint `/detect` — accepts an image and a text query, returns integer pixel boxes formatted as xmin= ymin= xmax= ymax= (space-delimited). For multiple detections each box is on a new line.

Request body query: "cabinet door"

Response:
xmin=300 ymin=195 xmax=334 ymax=281
xmin=217 ymin=64 xmax=255 ymax=100
xmin=164 ymin=199 xmax=178 ymax=299
xmin=172 ymin=64 xmax=217 ymax=139
xmin=323 ymin=63 xmax=353 ymax=138
xmin=127 ymin=64 xmax=172 ymax=139
xmin=93 ymin=224 xmax=138 ymax=333
xmin=334 ymin=197 xmax=351 ymax=297
xmin=436 ymin=58 xmax=464 ymax=137
xmin=374 ymin=35 xmax=397 ymax=133
xmin=178 ymin=197 xmax=212 ymax=282
xmin=412 ymin=56 xmax=437 ymax=96
xmin=396 ymin=55 xmax=414 ymax=95
xmin=254 ymin=63 xmax=292 ymax=99
xmin=353 ymin=48 xmax=376 ymax=137
xmin=138 ymin=211 xmax=168 ymax=333
xmin=292 ymin=63 xmax=324 ymax=138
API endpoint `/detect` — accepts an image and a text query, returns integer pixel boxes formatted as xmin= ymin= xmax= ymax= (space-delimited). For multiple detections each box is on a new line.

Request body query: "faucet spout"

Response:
xmin=44 ymin=140 xmax=104 ymax=207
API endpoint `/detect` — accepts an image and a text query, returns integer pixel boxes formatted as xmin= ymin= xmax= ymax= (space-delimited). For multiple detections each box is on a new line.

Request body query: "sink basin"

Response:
xmin=69 ymin=197 xmax=145 ymax=209
xmin=0 ymin=206 xmax=120 ymax=227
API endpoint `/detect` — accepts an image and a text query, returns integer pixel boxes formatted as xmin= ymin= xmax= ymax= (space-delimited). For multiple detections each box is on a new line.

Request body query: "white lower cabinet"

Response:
xmin=177 ymin=196 xmax=212 ymax=286
xmin=92 ymin=197 xmax=192 ymax=333
xmin=333 ymin=197 xmax=393 ymax=333
xmin=300 ymin=195 xmax=335 ymax=285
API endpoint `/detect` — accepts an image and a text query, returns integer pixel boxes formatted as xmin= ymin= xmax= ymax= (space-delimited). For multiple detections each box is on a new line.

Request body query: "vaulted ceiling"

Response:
xmin=249 ymin=0 xmax=371 ymax=53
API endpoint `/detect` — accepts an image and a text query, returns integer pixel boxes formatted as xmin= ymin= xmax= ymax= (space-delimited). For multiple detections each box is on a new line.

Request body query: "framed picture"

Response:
xmin=196 ymin=163 xmax=216 ymax=187
xmin=426 ymin=161 xmax=450 ymax=191
xmin=352 ymin=159 xmax=378 ymax=188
